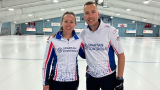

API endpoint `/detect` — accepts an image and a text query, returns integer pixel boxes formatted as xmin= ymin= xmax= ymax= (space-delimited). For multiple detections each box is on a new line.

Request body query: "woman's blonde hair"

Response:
xmin=53 ymin=11 xmax=76 ymax=37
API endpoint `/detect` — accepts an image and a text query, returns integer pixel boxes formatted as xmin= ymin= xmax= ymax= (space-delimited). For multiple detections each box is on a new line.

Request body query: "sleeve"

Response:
xmin=42 ymin=37 xmax=55 ymax=86
xmin=79 ymin=29 xmax=86 ymax=44
xmin=79 ymin=29 xmax=85 ymax=39
xmin=78 ymin=41 xmax=86 ymax=59
xmin=79 ymin=31 xmax=83 ymax=38
xmin=110 ymin=27 xmax=124 ymax=55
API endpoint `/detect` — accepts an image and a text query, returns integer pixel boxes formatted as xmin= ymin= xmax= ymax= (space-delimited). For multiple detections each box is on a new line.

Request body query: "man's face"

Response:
xmin=84 ymin=4 xmax=99 ymax=28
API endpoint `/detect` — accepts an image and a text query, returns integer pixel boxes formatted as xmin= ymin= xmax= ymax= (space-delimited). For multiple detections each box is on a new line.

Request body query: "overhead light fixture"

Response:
xmin=15 ymin=49 xmax=18 ymax=53
xmin=103 ymin=2 xmax=109 ymax=8
xmin=8 ymin=8 xmax=14 ymax=11
xmin=61 ymin=8 xmax=65 ymax=11
xmin=39 ymin=18 xmax=43 ymax=20
xmin=143 ymin=0 xmax=149 ymax=4
xmin=117 ymin=13 xmax=120 ymax=15
xmin=53 ymin=0 xmax=59 ymax=2
xmin=98 ymin=0 xmax=103 ymax=4
xmin=126 ymin=9 xmax=131 ymax=11
xmin=110 ymin=16 xmax=113 ymax=18
xmin=95 ymin=0 xmax=104 ymax=5
xmin=143 ymin=18 xmax=147 ymax=21
xmin=25 ymin=23 xmax=28 ymax=24
xmin=132 ymin=21 xmax=135 ymax=23
xmin=47 ymin=20 xmax=50 ymax=21
xmin=103 ymin=5 xmax=108 ymax=8
xmin=28 ymin=14 xmax=32 ymax=17
xmin=13 ymin=21 xmax=17 ymax=23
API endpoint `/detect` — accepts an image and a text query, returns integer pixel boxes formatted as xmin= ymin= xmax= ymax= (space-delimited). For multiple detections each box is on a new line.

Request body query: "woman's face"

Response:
xmin=61 ymin=14 xmax=77 ymax=34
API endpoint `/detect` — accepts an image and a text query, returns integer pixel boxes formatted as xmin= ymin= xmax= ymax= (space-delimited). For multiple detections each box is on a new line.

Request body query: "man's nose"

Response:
xmin=88 ymin=13 xmax=93 ymax=18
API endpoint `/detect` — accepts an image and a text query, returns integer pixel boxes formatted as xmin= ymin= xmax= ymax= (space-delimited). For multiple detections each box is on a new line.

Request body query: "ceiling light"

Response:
xmin=98 ymin=0 xmax=103 ymax=3
xmin=103 ymin=3 xmax=108 ymax=8
xmin=110 ymin=16 xmax=113 ymax=18
xmin=126 ymin=9 xmax=131 ymax=11
xmin=61 ymin=8 xmax=65 ymax=11
xmin=143 ymin=0 xmax=149 ymax=4
xmin=103 ymin=2 xmax=110 ymax=8
xmin=13 ymin=21 xmax=17 ymax=23
xmin=25 ymin=23 xmax=28 ymax=24
xmin=53 ymin=0 xmax=59 ymax=2
xmin=117 ymin=13 xmax=120 ymax=15
xmin=103 ymin=5 xmax=108 ymax=8
xmin=8 ymin=8 xmax=14 ymax=11
xmin=39 ymin=18 xmax=43 ymax=20
xmin=95 ymin=0 xmax=104 ymax=5
xmin=47 ymin=20 xmax=50 ymax=21
xmin=132 ymin=21 xmax=135 ymax=23
xmin=143 ymin=18 xmax=147 ymax=21
xmin=28 ymin=14 xmax=32 ymax=16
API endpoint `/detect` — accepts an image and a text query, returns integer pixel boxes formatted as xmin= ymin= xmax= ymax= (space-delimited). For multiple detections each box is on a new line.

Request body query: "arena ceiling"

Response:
xmin=0 ymin=0 xmax=160 ymax=25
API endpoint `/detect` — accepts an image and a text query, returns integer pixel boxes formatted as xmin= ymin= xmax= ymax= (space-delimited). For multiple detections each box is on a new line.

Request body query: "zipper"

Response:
xmin=61 ymin=36 xmax=70 ymax=76
xmin=93 ymin=31 xmax=96 ymax=43
xmin=67 ymin=38 xmax=69 ymax=77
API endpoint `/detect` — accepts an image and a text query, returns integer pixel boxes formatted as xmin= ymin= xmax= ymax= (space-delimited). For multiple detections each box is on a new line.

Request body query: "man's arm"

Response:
xmin=109 ymin=27 xmax=125 ymax=90
xmin=117 ymin=53 xmax=125 ymax=77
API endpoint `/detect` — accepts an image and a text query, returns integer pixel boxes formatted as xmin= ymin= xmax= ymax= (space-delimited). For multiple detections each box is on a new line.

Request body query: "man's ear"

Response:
xmin=98 ymin=11 xmax=100 ymax=17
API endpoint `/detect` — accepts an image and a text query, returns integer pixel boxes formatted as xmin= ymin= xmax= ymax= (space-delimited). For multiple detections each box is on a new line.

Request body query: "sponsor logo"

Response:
xmin=106 ymin=26 xmax=110 ymax=28
xmin=116 ymin=36 xmax=120 ymax=41
xmin=57 ymin=47 xmax=78 ymax=53
xmin=84 ymin=44 xmax=107 ymax=51
xmin=113 ymin=29 xmax=117 ymax=34
xmin=57 ymin=47 xmax=63 ymax=53
xmin=105 ymin=25 xmax=110 ymax=28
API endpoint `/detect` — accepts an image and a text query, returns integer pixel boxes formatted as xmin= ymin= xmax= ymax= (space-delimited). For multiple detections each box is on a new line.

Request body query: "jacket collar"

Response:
xmin=56 ymin=30 xmax=79 ymax=40
xmin=87 ymin=19 xmax=106 ymax=31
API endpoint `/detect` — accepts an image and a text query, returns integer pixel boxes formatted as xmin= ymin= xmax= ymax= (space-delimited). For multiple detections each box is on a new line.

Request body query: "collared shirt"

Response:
xmin=80 ymin=20 xmax=124 ymax=78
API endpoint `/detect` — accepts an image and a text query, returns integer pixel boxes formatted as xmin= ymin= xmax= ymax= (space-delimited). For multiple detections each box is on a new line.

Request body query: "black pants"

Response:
xmin=86 ymin=71 xmax=116 ymax=90
xmin=49 ymin=80 xmax=79 ymax=90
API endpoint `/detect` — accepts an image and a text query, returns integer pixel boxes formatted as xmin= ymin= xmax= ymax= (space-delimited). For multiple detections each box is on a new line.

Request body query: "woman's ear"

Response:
xmin=61 ymin=21 xmax=62 ymax=25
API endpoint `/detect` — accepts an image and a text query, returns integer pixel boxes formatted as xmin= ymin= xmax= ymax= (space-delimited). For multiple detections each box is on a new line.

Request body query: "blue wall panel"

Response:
xmin=21 ymin=24 xmax=36 ymax=35
xmin=113 ymin=17 xmax=133 ymax=23
xmin=19 ymin=13 xmax=159 ymax=37
xmin=1 ymin=22 xmax=11 ymax=35
xmin=113 ymin=23 xmax=136 ymax=37
xmin=137 ymin=23 xmax=159 ymax=37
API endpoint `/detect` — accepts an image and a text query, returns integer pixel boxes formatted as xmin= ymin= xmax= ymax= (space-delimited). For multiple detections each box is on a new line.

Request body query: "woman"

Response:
xmin=42 ymin=11 xmax=85 ymax=90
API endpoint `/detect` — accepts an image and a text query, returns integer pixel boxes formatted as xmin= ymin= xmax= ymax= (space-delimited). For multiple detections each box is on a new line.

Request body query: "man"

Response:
xmin=79 ymin=1 xmax=125 ymax=90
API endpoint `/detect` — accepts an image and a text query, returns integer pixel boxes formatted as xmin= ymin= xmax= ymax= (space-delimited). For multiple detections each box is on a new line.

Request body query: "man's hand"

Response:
xmin=115 ymin=78 xmax=124 ymax=90
xmin=43 ymin=85 xmax=49 ymax=90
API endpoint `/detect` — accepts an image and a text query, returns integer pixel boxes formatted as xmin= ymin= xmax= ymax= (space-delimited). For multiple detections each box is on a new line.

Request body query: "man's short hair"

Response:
xmin=84 ymin=1 xmax=97 ymax=6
